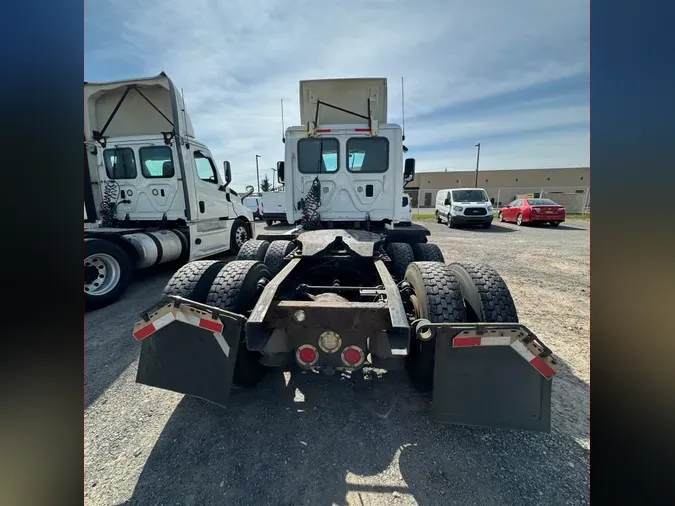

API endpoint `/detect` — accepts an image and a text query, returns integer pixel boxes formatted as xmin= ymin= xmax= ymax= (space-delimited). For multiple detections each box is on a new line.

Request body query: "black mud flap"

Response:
xmin=133 ymin=297 xmax=245 ymax=408
xmin=424 ymin=322 xmax=557 ymax=432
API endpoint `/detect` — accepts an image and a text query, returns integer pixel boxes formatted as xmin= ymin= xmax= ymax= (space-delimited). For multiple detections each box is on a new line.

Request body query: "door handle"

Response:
xmin=199 ymin=201 xmax=205 ymax=213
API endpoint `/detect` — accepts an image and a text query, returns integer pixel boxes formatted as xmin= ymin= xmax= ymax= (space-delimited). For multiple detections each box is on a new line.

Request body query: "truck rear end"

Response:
xmin=130 ymin=77 xmax=558 ymax=432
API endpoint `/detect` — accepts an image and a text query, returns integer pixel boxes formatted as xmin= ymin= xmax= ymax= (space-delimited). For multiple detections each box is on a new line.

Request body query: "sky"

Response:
xmin=85 ymin=0 xmax=589 ymax=191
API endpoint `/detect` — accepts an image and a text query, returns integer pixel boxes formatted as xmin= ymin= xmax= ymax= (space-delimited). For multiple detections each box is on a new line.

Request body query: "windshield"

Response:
xmin=452 ymin=189 xmax=488 ymax=203
xmin=528 ymin=199 xmax=557 ymax=206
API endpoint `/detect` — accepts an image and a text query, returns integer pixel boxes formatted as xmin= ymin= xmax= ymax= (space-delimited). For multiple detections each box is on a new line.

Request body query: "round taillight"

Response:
xmin=296 ymin=345 xmax=318 ymax=366
xmin=342 ymin=346 xmax=364 ymax=367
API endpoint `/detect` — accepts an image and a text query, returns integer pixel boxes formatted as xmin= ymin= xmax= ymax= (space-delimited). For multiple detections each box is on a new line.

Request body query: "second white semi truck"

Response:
xmin=84 ymin=72 xmax=255 ymax=310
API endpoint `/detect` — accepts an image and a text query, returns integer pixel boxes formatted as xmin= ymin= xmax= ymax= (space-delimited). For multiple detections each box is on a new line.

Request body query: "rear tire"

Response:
xmin=446 ymin=262 xmax=518 ymax=323
xmin=411 ymin=242 xmax=445 ymax=263
xmin=404 ymin=262 xmax=466 ymax=392
xmin=385 ymin=242 xmax=415 ymax=281
xmin=436 ymin=212 xmax=442 ymax=224
xmin=498 ymin=211 xmax=504 ymax=222
xmin=264 ymin=240 xmax=296 ymax=277
xmin=236 ymin=239 xmax=270 ymax=261
xmin=230 ymin=219 xmax=251 ymax=254
xmin=206 ymin=261 xmax=271 ymax=387
xmin=162 ymin=260 xmax=226 ymax=302
xmin=516 ymin=214 xmax=524 ymax=226
xmin=550 ymin=221 xmax=560 ymax=227
xmin=85 ymin=238 xmax=133 ymax=311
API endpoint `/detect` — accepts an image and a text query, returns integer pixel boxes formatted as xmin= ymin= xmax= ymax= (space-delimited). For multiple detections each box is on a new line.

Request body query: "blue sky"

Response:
xmin=85 ymin=0 xmax=589 ymax=190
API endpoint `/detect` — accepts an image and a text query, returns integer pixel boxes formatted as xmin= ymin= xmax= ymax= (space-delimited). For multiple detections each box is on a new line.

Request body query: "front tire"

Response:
xmin=448 ymin=217 xmax=456 ymax=229
xmin=230 ymin=219 xmax=251 ymax=255
xmin=404 ymin=262 xmax=466 ymax=391
xmin=498 ymin=211 xmax=505 ymax=222
xmin=85 ymin=238 xmax=133 ymax=310
xmin=206 ymin=261 xmax=271 ymax=387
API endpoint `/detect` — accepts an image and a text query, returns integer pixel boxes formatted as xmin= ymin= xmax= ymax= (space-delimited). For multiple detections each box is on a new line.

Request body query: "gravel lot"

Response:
xmin=85 ymin=219 xmax=589 ymax=506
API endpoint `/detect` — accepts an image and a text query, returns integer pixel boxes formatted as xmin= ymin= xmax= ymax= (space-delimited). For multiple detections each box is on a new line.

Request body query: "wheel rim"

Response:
xmin=517 ymin=215 xmax=522 ymax=225
xmin=498 ymin=212 xmax=503 ymax=221
xmin=235 ymin=225 xmax=248 ymax=247
xmin=84 ymin=253 xmax=121 ymax=296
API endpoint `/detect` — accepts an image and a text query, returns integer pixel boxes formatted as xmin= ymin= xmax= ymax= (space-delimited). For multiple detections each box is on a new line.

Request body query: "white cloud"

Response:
xmin=85 ymin=0 xmax=589 ymax=190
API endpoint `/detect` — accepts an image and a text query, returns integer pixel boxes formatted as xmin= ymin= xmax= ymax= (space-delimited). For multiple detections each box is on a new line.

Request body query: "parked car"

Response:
xmin=435 ymin=188 xmax=493 ymax=228
xmin=498 ymin=198 xmax=565 ymax=226
xmin=242 ymin=196 xmax=263 ymax=220
xmin=400 ymin=193 xmax=412 ymax=225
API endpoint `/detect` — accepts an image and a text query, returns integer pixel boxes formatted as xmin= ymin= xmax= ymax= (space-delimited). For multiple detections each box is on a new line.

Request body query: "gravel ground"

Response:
xmin=85 ymin=219 xmax=589 ymax=506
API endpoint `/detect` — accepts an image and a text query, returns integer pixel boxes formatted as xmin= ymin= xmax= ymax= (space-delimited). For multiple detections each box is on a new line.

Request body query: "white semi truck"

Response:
xmin=132 ymin=77 xmax=559 ymax=432
xmin=84 ymin=73 xmax=254 ymax=310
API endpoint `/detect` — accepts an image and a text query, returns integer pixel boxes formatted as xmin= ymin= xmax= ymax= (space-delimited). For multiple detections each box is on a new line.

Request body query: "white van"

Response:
xmin=243 ymin=196 xmax=262 ymax=220
xmin=400 ymin=193 xmax=412 ymax=225
xmin=435 ymin=188 xmax=493 ymax=228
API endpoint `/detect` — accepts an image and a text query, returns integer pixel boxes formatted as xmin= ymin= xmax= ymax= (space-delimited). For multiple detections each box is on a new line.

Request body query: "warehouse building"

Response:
xmin=406 ymin=166 xmax=590 ymax=213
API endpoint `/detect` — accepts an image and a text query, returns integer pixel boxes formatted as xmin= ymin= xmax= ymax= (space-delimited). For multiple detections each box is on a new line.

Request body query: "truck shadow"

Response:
xmin=119 ymin=361 xmax=589 ymax=506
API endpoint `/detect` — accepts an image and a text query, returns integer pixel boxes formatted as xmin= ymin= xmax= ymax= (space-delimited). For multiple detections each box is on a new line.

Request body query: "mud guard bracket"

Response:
xmin=133 ymin=297 xmax=245 ymax=408
xmin=419 ymin=321 xmax=557 ymax=432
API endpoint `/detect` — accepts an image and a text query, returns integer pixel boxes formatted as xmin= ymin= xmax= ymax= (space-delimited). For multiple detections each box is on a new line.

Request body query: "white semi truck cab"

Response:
xmin=275 ymin=78 xmax=415 ymax=229
xmin=84 ymin=72 xmax=254 ymax=310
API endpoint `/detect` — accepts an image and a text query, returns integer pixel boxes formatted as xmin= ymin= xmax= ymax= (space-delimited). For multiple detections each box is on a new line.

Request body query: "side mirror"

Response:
xmin=242 ymin=185 xmax=255 ymax=199
xmin=404 ymin=158 xmax=415 ymax=182
xmin=277 ymin=161 xmax=285 ymax=183
xmin=223 ymin=161 xmax=232 ymax=184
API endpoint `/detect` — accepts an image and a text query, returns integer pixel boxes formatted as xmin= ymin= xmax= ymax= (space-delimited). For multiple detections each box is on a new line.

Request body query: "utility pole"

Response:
xmin=474 ymin=143 xmax=481 ymax=188
xmin=255 ymin=154 xmax=261 ymax=194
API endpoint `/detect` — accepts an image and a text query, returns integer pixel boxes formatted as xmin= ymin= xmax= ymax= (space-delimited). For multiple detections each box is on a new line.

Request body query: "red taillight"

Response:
xmin=297 ymin=345 xmax=318 ymax=365
xmin=342 ymin=346 xmax=364 ymax=367
xmin=533 ymin=207 xmax=541 ymax=213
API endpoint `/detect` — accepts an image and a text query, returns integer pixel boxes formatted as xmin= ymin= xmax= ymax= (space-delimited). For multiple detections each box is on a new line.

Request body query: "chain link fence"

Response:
xmin=404 ymin=187 xmax=590 ymax=215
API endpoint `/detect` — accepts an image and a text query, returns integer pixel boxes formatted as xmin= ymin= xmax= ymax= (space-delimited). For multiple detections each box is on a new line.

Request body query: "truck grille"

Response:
xmin=464 ymin=207 xmax=487 ymax=216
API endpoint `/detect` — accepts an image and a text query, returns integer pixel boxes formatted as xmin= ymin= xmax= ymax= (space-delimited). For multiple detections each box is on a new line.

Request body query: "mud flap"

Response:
xmin=133 ymin=297 xmax=245 ymax=407
xmin=425 ymin=322 xmax=557 ymax=432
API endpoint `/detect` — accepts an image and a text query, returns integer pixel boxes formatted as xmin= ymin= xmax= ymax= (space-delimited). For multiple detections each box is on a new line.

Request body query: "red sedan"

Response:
xmin=498 ymin=198 xmax=566 ymax=226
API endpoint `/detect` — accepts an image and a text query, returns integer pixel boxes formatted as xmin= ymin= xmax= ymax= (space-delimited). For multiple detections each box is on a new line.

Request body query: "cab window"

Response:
xmin=298 ymin=138 xmax=339 ymax=174
xmin=140 ymin=146 xmax=174 ymax=178
xmin=194 ymin=151 xmax=218 ymax=183
xmin=103 ymin=147 xmax=137 ymax=179
xmin=347 ymin=137 xmax=389 ymax=173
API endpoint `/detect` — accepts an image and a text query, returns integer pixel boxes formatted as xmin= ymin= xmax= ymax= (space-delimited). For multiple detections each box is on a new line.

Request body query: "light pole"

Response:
xmin=474 ymin=143 xmax=481 ymax=188
xmin=255 ymin=154 xmax=261 ymax=194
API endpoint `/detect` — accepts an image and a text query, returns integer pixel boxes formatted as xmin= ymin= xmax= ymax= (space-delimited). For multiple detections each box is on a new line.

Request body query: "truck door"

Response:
xmin=189 ymin=147 xmax=231 ymax=221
